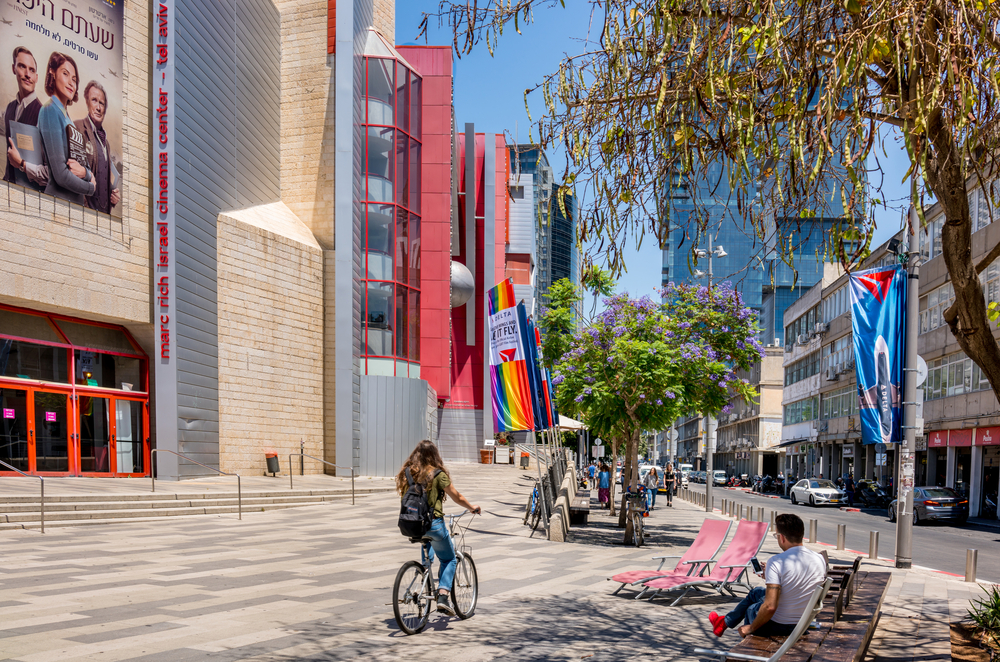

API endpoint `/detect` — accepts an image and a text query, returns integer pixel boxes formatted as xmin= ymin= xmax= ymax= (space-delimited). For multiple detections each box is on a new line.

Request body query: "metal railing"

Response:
xmin=0 ymin=459 xmax=43 ymax=533
xmin=151 ymin=449 xmax=241 ymax=520
xmin=287 ymin=454 xmax=355 ymax=505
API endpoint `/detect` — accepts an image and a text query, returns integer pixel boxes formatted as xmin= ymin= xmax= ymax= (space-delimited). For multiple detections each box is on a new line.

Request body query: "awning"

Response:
xmin=556 ymin=415 xmax=586 ymax=430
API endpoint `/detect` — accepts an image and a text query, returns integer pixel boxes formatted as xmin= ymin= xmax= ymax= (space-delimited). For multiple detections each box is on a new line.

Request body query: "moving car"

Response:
xmin=790 ymin=479 xmax=847 ymax=506
xmin=888 ymin=486 xmax=968 ymax=524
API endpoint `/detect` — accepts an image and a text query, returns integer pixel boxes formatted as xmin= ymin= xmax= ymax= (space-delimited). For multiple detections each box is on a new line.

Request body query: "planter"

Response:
xmin=479 ymin=449 xmax=493 ymax=464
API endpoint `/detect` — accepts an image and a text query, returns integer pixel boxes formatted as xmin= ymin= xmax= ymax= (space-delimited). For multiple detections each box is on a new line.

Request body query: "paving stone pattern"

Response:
xmin=0 ymin=465 xmax=989 ymax=661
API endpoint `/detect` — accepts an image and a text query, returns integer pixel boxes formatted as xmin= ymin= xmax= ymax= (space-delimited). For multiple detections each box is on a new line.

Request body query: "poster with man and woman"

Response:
xmin=1 ymin=0 xmax=123 ymax=218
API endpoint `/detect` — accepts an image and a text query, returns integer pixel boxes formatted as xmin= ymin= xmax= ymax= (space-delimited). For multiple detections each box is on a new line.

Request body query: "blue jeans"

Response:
xmin=647 ymin=488 xmax=657 ymax=509
xmin=424 ymin=518 xmax=457 ymax=592
xmin=724 ymin=587 xmax=796 ymax=637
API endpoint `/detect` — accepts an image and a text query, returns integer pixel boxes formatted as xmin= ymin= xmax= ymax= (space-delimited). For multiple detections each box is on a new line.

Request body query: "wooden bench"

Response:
xmin=723 ymin=570 xmax=890 ymax=662
xmin=569 ymin=488 xmax=591 ymax=525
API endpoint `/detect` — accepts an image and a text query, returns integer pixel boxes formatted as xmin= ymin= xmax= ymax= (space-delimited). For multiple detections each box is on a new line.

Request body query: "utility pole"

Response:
xmin=896 ymin=207 xmax=920 ymax=568
xmin=695 ymin=232 xmax=727 ymax=513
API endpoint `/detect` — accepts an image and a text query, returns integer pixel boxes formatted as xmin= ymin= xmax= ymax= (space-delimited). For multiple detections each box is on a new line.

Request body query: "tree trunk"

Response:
xmin=608 ymin=439 xmax=618 ymax=517
xmin=926 ymin=126 xmax=1000 ymax=410
xmin=619 ymin=426 xmax=641 ymax=540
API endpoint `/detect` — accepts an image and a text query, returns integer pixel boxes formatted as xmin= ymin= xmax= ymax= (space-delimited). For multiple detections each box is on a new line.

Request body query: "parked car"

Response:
xmin=790 ymin=479 xmax=847 ymax=506
xmin=712 ymin=470 xmax=728 ymax=486
xmin=888 ymin=486 xmax=968 ymax=525
xmin=679 ymin=470 xmax=690 ymax=488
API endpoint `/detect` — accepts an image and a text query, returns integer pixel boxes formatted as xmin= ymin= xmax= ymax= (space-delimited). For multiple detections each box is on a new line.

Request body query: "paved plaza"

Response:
xmin=0 ymin=464 xmax=991 ymax=661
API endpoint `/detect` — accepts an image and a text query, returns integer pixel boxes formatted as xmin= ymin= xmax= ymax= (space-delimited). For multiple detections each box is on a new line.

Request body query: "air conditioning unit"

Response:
xmin=846 ymin=358 xmax=855 ymax=370
xmin=796 ymin=334 xmax=810 ymax=345
xmin=814 ymin=322 xmax=829 ymax=334
xmin=784 ymin=343 xmax=793 ymax=353
xmin=837 ymin=362 xmax=849 ymax=375
xmin=825 ymin=367 xmax=839 ymax=381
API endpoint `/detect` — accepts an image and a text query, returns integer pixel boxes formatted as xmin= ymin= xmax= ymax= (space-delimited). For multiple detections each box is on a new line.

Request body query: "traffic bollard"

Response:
xmin=723 ymin=499 xmax=727 ymax=516
xmin=757 ymin=506 xmax=764 ymax=522
xmin=738 ymin=503 xmax=744 ymax=520
xmin=967 ymin=549 xmax=978 ymax=583
xmin=869 ymin=531 xmax=879 ymax=560
xmin=770 ymin=510 xmax=776 ymax=532
xmin=809 ymin=519 xmax=817 ymax=544
xmin=837 ymin=524 xmax=846 ymax=550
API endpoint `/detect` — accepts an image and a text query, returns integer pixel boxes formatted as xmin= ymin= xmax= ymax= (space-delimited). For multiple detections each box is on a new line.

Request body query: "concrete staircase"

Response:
xmin=0 ymin=486 xmax=395 ymax=530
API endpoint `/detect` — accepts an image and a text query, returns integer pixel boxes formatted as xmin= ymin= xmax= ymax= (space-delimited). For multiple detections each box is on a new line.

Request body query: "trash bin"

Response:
xmin=480 ymin=449 xmax=493 ymax=464
xmin=520 ymin=452 xmax=530 ymax=469
xmin=265 ymin=453 xmax=280 ymax=475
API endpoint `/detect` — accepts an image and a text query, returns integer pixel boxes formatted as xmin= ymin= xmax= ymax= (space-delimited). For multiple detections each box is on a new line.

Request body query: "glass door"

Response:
xmin=113 ymin=398 xmax=145 ymax=475
xmin=0 ymin=387 xmax=29 ymax=471
xmin=32 ymin=391 xmax=69 ymax=473
xmin=78 ymin=395 xmax=111 ymax=474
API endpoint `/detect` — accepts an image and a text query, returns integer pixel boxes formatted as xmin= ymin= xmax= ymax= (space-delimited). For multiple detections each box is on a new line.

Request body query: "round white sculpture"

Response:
xmin=450 ymin=261 xmax=475 ymax=308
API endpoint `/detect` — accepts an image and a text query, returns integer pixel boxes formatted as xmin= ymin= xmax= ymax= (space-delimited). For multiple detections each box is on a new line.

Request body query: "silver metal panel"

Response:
xmin=465 ymin=123 xmax=476 ymax=345
xmin=436 ymin=409 xmax=483 ymax=463
xmin=507 ymin=173 xmax=536 ymax=255
xmin=359 ymin=375 xmax=429 ymax=476
xmin=483 ymin=134 xmax=495 ymax=445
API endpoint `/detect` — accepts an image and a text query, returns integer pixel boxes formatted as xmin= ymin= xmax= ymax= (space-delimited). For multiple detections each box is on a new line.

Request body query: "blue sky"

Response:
xmin=396 ymin=3 xmax=912 ymax=302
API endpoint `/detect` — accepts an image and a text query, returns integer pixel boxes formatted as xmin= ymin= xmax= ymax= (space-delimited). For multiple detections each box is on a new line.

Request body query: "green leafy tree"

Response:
xmin=536 ymin=278 xmax=582 ymax=371
xmin=422 ymin=0 xmax=1000 ymax=429
xmin=582 ymin=264 xmax=616 ymax=317
xmin=552 ymin=282 xmax=761 ymax=536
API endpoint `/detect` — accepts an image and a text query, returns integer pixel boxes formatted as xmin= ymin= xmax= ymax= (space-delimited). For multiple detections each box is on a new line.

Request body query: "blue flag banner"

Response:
xmin=849 ymin=265 xmax=906 ymax=445
xmin=517 ymin=304 xmax=548 ymax=430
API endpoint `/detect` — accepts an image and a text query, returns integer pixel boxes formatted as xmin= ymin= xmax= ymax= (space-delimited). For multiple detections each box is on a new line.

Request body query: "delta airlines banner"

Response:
xmin=849 ymin=266 xmax=906 ymax=445
xmin=487 ymin=280 xmax=535 ymax=432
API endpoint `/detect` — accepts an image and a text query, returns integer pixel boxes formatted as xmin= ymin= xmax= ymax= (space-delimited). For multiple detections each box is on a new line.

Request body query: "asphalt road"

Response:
xmin=683 ymin=481 xmax=1000 ymax=583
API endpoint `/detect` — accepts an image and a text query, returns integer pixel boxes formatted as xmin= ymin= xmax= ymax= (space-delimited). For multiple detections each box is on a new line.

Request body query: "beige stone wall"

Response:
xmin=276 ymin=0 xmax=335 ymax=249
xmin=216 ymin=205 xmax=325 ymax=475
xmin=373 ymin=0 xmax=395 ymax=43
xmin=0 ymin=0 xmax=150 ymax=325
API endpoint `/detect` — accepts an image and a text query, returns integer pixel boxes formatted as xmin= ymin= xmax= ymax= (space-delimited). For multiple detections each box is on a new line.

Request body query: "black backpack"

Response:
xmin=398 ymin=467 xmax=441 ymax=539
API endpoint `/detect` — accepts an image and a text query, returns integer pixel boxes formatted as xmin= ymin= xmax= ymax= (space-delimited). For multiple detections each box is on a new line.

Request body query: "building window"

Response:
xmin=784 ymin=352 xmax=820 ymax=386
xmin=925 ymin=351 xmax=992 ymax=400
xmin=822 ymin=385 xmax=858 ymax=420
xmin=918 ymin=282 xmax=954 ymax=334
xmin=824 ymin=335 xmax=852 ymax=372
xmin=362 ymin=55 xmax=422 ymax=376
xmin=783 ymin=397 xmax=819 ymax=425
xmin=509 ymin=185 xmax=524 ymax=199
xmin=784 ymin=305 xmax=820 ymax=344
xmin=823 ymin=285 xmax=849 ymax=323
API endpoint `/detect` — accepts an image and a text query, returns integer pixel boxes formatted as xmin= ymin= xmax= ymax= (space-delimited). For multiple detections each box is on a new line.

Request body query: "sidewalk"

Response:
xmin=583 ymin=491 xmax=990 ymax=662
xmin=0 ymin=462 xmax=990 ymax=661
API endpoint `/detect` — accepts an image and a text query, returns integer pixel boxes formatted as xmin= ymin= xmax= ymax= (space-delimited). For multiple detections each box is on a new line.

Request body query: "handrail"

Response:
xmin=0 ymin=459 xmax=43 ymax=533
xmin=288 ymin=453 xmax=355 ymax=505
xmin=151 ymin=449 xmax=241 ymax=520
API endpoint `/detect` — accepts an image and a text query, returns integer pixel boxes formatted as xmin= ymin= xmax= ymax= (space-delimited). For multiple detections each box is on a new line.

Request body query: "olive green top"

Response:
xmin=427 ymin=470 xmax=451 ymax=519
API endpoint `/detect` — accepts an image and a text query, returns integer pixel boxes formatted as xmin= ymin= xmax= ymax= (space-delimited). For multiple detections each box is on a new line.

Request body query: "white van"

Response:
xmin=677 ymin=463 xmax=693 ymax=488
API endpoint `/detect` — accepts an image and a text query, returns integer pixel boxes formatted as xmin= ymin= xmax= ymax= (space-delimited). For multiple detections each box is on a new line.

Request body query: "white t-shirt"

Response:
xmin=764 ymin=545 xmax=827 ymax=625
xmin=643 ymin=472 xmax=659 ymax=489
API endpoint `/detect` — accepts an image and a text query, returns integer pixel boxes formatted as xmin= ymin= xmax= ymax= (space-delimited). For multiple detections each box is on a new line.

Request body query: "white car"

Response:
xmin=790 ymin=479 xmax=847 ymax=506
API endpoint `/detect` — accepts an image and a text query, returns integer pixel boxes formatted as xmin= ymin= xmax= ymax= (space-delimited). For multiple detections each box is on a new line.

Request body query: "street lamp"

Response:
xmin=695 ymin=232 xmax=727 ymax=513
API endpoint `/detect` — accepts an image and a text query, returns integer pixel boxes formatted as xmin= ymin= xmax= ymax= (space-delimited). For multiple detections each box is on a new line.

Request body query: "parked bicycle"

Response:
xmin=392 ymin=510 xmax=479 ymax=635
xmin=523 ymin=476 xmax=549 ymax=531
xmin=624 ymin=486 xmax=646 ymax=547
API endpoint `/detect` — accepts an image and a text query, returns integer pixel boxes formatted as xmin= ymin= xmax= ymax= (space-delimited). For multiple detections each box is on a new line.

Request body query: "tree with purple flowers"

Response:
xmin=551 ymin=282 xmax=762 ymax=539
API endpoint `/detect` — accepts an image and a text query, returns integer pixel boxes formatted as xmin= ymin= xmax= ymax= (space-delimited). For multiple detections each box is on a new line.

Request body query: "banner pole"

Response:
xmin=896 ymin=207 xmax=920 ymax=569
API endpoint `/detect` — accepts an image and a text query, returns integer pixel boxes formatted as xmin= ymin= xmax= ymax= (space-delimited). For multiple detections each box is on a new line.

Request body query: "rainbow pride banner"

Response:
xmin=487 ymin=281 xmax=535 ymax=432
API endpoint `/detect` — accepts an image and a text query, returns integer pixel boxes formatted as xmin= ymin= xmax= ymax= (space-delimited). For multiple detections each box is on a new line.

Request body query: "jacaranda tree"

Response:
xmin=552 ymin=282 xmax=762 ymax=536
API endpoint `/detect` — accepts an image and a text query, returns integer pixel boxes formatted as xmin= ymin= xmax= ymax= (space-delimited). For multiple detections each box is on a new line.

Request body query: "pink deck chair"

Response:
xmin=608 ymin=519 xmax=732 ymax=598
xmin=642 ymin=519 xmax=769 ymax=606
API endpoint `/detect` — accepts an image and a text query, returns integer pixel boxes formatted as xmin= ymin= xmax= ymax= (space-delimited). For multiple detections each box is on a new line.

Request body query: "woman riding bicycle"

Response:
xmin=395 ymin=440 xmax=481 ymax=616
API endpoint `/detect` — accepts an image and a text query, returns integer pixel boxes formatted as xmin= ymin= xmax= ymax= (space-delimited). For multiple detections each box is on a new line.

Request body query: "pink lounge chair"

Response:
xmin=608 ymin=519 xmax=732 ymax=598
xmin=642 ymin=519 xmax=769 ymax=606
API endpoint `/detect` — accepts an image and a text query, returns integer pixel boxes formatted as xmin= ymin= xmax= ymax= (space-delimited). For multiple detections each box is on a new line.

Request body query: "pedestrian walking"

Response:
xmin=844 ymin=473 xmax=856 ymax=507
xmin=598 ymin=463 xmax=611 ymax=508
xmin=664 ymin=464 xmax=675 ymax=507
xmin=588 ymin=462 xmax=597 ymax=489
xmin=644 ymin=467 xmax=659 ymax=510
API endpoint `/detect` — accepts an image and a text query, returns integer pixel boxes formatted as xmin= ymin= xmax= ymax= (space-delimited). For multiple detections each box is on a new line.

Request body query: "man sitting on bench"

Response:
xmin=708 ymin=513 xmax=826 ymax=638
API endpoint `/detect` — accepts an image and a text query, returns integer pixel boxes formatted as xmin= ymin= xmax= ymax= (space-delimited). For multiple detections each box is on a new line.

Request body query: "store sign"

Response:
xmin=154 ymin=1 xmax=174 ymax=363
xmin=977 ymin=427 xmax=1000 ymax=446
xmin=44 ymin=411 xmax=56 ymax=422
xmin=928 ymin=430 xmax=947 ymax=448
xmin=843 ymin=446 xmax=855 ymax=458
xmin=2 ymin=408 xmax=13 ymax=419
xmin=949 ymin=429 xmax=973 ymax=448
xmin=2 ymin=0 xmax=124 ymax=217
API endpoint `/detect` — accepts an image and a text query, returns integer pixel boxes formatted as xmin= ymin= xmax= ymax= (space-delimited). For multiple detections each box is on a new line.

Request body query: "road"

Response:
xmin=684 ymin=481 xmax=1000 ymax=583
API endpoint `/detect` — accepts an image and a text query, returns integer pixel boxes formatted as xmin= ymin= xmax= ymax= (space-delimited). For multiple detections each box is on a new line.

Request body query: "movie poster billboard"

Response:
xmin=0 ymin=0 xmax=123 ymax=218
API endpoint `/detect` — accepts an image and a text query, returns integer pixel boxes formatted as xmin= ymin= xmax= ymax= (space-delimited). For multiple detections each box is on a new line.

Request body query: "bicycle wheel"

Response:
xmin=393 ymin=560 xmax=431 ymax=635
xmin=523 ymin=489 xmax=536 ymax=525
xmin=452 ymin=552 xmax=479 ymax=619
xmin=632 ymin=511 xmax=644 ymax=547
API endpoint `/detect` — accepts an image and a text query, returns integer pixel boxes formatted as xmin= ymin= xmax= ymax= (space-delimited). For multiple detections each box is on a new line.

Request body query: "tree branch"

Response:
xmin=976 ymin=241 xmax=1000 ymax=275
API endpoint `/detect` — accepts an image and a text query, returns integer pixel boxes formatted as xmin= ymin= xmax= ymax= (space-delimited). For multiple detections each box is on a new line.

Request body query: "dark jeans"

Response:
xmin=724 ymin=587 xmax=797 ymax=637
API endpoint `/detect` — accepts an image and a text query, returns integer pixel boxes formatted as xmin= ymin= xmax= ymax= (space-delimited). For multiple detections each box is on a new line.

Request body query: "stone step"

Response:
xmin=0 ymin=497 xmax=358 ymax=526
xmin=0 ymin=486 xmax=394 ymax=504
xmin=0 ymin=512 xmax=266 ymax=531
xmin=0 ymin=493 xmax=360 ymax=514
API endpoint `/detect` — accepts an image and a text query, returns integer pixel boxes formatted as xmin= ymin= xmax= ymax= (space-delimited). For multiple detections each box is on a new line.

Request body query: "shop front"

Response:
xmin=977 ymin=426 xmax=1000 ymax=519
xmin=0 ymin=305 xmax=148 ymax=477
xmin=951 ymin=429 xmax=973 ymax=497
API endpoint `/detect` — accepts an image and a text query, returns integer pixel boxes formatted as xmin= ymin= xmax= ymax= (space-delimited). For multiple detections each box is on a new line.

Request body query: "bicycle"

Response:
xmin=522 ymin=476 xmax=548 ymax=531
xmin=624 ymin=486 xmax=646 ymax=547
xmin=392 ymin=511 xmax=479 ymax=635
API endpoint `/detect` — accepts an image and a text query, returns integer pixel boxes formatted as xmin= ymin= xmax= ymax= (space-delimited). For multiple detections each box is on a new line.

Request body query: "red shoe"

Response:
xmin=709 ymin=611 xmax=727 ymax=637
